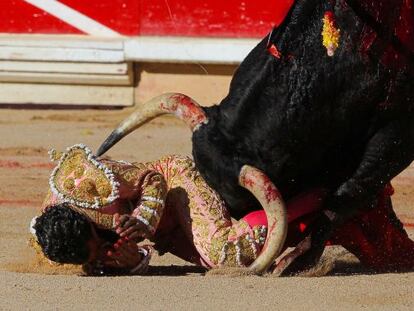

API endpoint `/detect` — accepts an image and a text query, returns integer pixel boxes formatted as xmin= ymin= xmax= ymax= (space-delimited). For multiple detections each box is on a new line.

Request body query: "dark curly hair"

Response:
xmin=34 ymin=203 xmax=92 ymax=264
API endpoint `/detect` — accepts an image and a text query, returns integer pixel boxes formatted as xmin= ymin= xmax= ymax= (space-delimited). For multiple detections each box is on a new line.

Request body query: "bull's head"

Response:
xmin=96 ymin=93 xmax=287 ymax=274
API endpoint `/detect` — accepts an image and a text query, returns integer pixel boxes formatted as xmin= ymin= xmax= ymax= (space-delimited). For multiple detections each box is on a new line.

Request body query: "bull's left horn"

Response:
xmin=239 ymin=165 xmax=288 ymax=275
xmin=96 ymin=93 xmax=208 ymax=156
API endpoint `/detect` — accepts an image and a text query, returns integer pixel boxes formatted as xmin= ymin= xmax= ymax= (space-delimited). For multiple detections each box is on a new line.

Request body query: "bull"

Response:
xmin=96 ymin=0 xmax=414 ymax=274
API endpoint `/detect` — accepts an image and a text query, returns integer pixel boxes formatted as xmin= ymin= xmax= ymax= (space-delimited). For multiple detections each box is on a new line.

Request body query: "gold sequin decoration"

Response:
xmin=71 ymin=179 xmax=97 ymax=203
xmin=238 ymin=238 xmax=256 ymax=265
xmin=53 ymin=148 xmax=114 ymax=205
xmin=74 ymin=166 xmax=85 ymax=179
xmin=209 ymin=232 xmax=231 ymax=265
xmin=222 ymin=243 xmax=237 ymax=266
xmin=96 ymin=176 xmax=112 ymax=198
xmin=63 ymin=178 xmax=75 ymax=191
xmin=70 ymin=206 xmax=114 ymax=230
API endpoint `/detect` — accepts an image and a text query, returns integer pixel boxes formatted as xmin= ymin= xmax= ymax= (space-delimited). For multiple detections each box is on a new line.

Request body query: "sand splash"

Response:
xmin=1 ymin=241 xmax=83 ymax=276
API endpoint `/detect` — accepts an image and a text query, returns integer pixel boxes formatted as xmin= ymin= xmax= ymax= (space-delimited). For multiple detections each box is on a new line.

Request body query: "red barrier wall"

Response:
xmin=0 ymin=0 xmax=294 ymax=38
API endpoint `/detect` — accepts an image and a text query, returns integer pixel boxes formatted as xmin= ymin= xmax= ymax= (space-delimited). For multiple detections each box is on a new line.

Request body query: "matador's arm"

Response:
xmin=129 ymin=170 xmax=168 ymax=238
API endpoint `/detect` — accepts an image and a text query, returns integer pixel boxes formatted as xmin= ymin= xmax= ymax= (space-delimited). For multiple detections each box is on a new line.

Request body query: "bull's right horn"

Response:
xmin=96 ymin=93 xmax=208 ymax=156
xmin=239 ymin=165 xmax=288 ymax=275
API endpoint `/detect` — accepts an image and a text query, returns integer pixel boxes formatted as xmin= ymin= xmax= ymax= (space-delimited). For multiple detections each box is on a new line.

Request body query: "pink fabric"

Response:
xmin=243 ymin=210 xmax=268 ymax=228
xmin=243 ymin=188 xmax=327 ymax=228
xmin=146 ymin=155 xmax=266 ymax=268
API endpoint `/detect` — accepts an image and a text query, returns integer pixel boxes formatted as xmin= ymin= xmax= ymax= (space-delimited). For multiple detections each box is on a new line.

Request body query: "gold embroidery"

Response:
xmin=222 ymin=243 xmax=237 ymax=266
xmin=209 ymin=230 xmax=231 ymax=265
xmin=63 ymin=178 xmax=75 ymax=191
xmin=96 ymin=176 xmax=111 ymax=198
xmin=192 ymin=217 xmax=210 ymax=241
xmin=74 ymin=166 xmax=85 ymax=179
xmin=70 ymin=205 xmax=114 ymax=230
xmin=238 ymin=238 xmax=255 ymax=265
xmin=50 ymin=145 xmax=119 ymax=208
xmin=139 ymin=210 xmax=154 ymax=223
xmin=122 ymin=169 xmax=139 ymax=184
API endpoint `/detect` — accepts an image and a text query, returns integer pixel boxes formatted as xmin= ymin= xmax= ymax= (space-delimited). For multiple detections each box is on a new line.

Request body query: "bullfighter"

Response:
xmin=30 ymin=144 xmax=414 ymax=275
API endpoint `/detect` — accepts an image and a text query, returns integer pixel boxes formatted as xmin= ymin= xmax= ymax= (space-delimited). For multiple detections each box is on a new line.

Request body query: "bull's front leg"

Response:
xmin=275 ymin=117 xmax=414 ymax=275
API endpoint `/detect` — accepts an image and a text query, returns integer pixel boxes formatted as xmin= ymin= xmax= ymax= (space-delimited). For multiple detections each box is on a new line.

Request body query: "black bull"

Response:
xmin=97 ymin=0 xmax=414 ymax=274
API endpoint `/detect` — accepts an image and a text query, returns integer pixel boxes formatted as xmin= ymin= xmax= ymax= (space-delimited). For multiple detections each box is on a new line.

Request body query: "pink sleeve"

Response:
xmin=130 ymin=171 xmax=168 ymax=237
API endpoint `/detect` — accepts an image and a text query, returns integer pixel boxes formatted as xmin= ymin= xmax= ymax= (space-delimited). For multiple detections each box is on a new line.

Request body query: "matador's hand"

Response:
xmin=106 ymin=238 xmax=143 ymax=270
xmin=114 ymin=214 xmax=148 ymax=241
xmin=273 ymin=212 xmax=334 ymax=276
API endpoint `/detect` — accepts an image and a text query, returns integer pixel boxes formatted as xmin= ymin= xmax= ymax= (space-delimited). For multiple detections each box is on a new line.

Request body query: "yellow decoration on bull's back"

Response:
xmin=322 ymin=11 xmax=340 ymax=56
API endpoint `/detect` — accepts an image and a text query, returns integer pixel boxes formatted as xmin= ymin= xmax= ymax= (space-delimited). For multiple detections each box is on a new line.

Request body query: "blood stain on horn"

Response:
xmin=265 ymin=184 xmax=280 ymax=204
xmin=241 ymin=175 xmax=255 ymax=188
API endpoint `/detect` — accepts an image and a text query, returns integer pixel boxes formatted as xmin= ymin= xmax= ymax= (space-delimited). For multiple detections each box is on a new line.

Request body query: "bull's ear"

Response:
xmin=96 ymin=93 xmax=208 ymax=156
xmin=239 ymin=165 xmax=288 ymax=275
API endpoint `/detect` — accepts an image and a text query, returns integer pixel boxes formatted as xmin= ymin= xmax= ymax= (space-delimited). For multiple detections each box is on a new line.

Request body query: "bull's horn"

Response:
xmin=96 ymin=93 xmax=208 ymax=156
xmin=239 ymin=165 xmax=288 ymax=275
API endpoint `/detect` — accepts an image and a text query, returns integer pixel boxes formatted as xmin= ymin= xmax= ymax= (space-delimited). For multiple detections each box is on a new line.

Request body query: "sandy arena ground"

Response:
xmin=0 ymin=107 xmax=414 ymax=310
